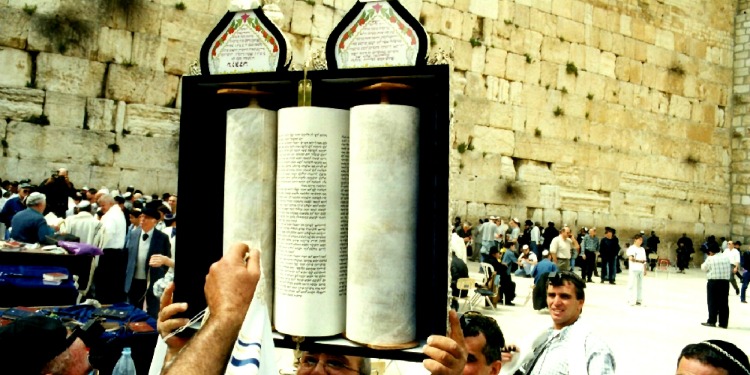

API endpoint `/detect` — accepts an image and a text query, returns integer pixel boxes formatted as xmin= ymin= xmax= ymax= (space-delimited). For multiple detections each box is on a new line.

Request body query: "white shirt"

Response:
xmin=96 ymin=205 xmax=126 ymax=249
xmin=627 ymin=245 xmax=647 ymax=272
xmin=530 ymin=226 xmax=540 ymax=242
xmin=135 ymin=228 xmax=154 ymax=280
xmin=723 ymin=248 xmax=741 ymax=266
xmin=450 ymin=232 xmax=467 ymax=263
xmin=64 ymin=211 xmax=101 ymax=245
xmin=161 ymin=226 xmax=177 ymax=267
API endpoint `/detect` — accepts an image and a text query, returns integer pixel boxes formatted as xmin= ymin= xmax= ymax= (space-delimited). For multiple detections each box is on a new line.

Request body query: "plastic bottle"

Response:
xmin=112 ymin=347 xmax=136 ymax=375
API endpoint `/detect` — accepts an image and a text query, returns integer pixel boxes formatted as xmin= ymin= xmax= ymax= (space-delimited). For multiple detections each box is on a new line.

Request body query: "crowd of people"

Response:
xmin=0 ymin=169 xmax=178 ymax=318
xmin=1 ymin=242 xmax=748 ymax=375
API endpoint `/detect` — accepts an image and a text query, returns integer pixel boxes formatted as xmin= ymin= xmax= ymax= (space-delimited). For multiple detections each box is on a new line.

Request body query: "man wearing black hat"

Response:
xmin=0 ymin=316 xmax=93 ymax=374
xmin=125 ymin=207 xmax=172 ymax=318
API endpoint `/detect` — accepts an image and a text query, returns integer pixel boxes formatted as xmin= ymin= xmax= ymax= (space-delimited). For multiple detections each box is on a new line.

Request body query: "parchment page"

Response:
xmin=224 ymin=108 xmax=277 ymax=314
xmin=274 ymin=107 xmax=350 ymax=337
xmin=346 ymin=104 xmax=420 ymax=346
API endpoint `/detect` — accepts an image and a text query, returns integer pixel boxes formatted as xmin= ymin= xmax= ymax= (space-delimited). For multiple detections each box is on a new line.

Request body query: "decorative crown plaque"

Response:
xmin=200 ymin=6 xmax=288 ymax=74
xmin=326 ymin=0 xmax=427 ymax=70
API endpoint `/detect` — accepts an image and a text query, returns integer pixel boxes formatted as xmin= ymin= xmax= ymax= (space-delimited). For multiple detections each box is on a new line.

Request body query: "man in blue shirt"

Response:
xmin=10 ymin=192 xmax=56 ymax=244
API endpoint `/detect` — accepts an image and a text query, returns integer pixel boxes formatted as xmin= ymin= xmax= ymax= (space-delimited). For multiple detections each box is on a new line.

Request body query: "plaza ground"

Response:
xmin=276 ymin=259 xmax=750 ymax=374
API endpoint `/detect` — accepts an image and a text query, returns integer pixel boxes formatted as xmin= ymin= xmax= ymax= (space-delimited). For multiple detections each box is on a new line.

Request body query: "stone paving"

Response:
xmin=276 ymin=259 xmax=749 ymax=374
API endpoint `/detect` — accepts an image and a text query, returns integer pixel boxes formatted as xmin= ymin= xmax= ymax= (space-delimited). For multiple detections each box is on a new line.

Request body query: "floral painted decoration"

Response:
xmin=212 ymin=12 xmax=279 ymax=57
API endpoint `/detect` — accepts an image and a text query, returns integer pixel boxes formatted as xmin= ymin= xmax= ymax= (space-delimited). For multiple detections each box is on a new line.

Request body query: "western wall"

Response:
xmin=0 ymin=0 xmax=746 ymax=256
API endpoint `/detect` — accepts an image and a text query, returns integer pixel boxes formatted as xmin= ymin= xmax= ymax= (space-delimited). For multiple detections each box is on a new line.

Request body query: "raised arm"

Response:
xmin=163 ymin=243 xmax=260 ymax=375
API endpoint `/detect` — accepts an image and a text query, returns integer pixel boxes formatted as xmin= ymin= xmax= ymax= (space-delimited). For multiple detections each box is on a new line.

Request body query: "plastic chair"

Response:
xmin=467 ymin=271 xmax=497 ymax=310
xmin=455 ymin=277 xmax=475 ymax=312
xmin=479 ymin=262 xmax=494 ymax=285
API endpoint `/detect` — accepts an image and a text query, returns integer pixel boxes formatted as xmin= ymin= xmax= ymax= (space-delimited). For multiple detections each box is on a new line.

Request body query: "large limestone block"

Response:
xmin=128 ymin=1 xmax=164 ymax=34
xmin=472 ymin=125 xmax=514 ymax=157
xmin=513 ymin=134 xmax=571 ymax=164
xmin=0 ymin=6 xmax=30 ymax=49
xmin=461 ymin=146 xmax=500 ymax=177
xmin=561 ymin=211 xmax=578 ymax=227
xmin=123 ymin=104 xmax=180 ymax=137
xmin=27 ymin=16 xmax=100 ymax=60
xmin=486 ymin=76 xmax=511 ymax=103
xmin=516 ymin=159 xmax=553 ymax=184
xmin=44 ymin=91 xmax=86 ymax=129
xmin=499 ymin=155 xmax=516 ymax=180
xmin=106 ymin=65 xmax=179 ymax=106
xmin=115 ymin=133 xmax=179 ymax=170
xmin=291 ymin=1 xmax=313 ymax=35
xmin=542 ymin=208 xmax=562 ymax=227
xmin=0 ymin=87 xmax=44 ymax=121
xmin=86 ymin=98 xmax=116 ymax=132
xmin=0 ymin=48 xmax=31 ymax=87
xmin=466 ymin=201 xmax=487 ymax=220
xmin=465 ymin=72 xmax=486 ymax=98
xmin=505 ymin=53 xmax=526 ymax=82
xmin=619 ymin=174 xmax=688 ymax=200
xmin=440 ymin=7 xmax=463 ymax=39
xmin=468 ymin=0 xmax=497 ymax=19
xmin=97 ymin=27 xmax=133 ymax=63
xmin=174 ymin=0 xmax=210 ymax=13
xmin=620 ymin=193 xmax=655 ymax=217
xmin=165 ymin=39 xmax=200 ymax=76
xmin=311 ymin=4 xmax=334 ymax=39
xmin=454 ymin=94 xmax=489 ymax=126
xmin=552 ymin=163 xmax=582 ymax=188
xmin=4 ymin=121 xmax=114 ymax=164
xmin=131 ymin=33 xmax=167 ymax=72
xmin=557 ymin=17 xmax=584 ymax=44
xmin=161 ymin=8 xmax=219 ymax=43
xmin=654 ymin=198 xmax=699 ymax=222
xmin=669 ymin=95 xmax=692 ymax=120
xmin=420 ymin=2 xmax=442 ymax=33
xmin=36 ymin=53 xmax=106 ymax=98
xmin=460 ymin=12 xmax=477 ymax=41
xmin=453 ymin=40 xmax=473 ymax=71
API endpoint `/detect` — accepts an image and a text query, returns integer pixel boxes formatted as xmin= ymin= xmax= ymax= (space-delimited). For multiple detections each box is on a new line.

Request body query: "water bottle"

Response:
xmin=112 ymin=347 xmax=136 ymax=375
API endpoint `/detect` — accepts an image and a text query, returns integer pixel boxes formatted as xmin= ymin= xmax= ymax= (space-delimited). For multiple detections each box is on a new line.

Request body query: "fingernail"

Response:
xmin=180 ymin=303 xmax=188 ymax=309
xmin=426 ymin=336 xmax=433 ymax=344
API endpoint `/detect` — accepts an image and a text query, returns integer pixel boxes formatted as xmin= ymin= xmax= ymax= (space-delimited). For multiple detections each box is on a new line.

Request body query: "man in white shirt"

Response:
xmin=63 ymin=201 xmax=100 ymax=245
xmin=496 ymin=218 xmax=509 ymax=248
xmin=549 ymin=226 xmax=576 ymax=272
xmin=92 ymin=193 xmax=127 ymax=303
xmin=515 ymin=244 xmax=538 ymax=277
xmin=723 ymin=240 xmax=741 ymax=295
xmin=529 ymin=222 xmax=541 ymax=258
xmin=480 ymin=216 xmax=499 ymax=263
xmin=626 ymin=233 xmax=647 ymax=306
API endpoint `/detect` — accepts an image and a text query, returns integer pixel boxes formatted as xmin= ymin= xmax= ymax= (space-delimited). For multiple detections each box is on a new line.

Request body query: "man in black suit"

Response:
xmin=125 ymin=207 xmax=171 ymax=318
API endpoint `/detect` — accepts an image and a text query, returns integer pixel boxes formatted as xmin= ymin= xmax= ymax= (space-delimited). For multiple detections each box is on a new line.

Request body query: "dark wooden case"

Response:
xmin=175 ymin=65 xmax=449 ymax=361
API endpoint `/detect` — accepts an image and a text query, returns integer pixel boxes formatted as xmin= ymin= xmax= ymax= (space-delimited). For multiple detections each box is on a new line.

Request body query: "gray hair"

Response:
xmin=25 ymin=192 xmax=46 ymax=207
xmin=98 ymin=193 xmax=115 ymax=205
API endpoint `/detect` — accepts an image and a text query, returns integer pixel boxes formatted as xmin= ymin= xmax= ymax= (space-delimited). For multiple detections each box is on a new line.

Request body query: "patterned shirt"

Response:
xmin=701 ymin=253 xmax=732 ymax=280
xmin=519 ymin=319 xmax=616 ymax=375
xmin=581 ymin=234 xmax=599 ymax=253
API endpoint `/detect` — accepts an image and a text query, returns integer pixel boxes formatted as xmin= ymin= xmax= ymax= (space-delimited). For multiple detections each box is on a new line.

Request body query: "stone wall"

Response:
xmin=732 ymin=0 xmax=750 ymax=244
xmin=0 ymin=0 xmax=741 ymax=254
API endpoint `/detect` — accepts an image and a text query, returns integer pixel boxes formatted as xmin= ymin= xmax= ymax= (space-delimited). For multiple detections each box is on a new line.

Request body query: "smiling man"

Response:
xmin=505 ymin=271 xmax=615 ymax=374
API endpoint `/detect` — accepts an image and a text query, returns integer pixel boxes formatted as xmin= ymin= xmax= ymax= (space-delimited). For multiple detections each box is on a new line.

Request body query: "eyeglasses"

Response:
xmin=298 ymin=354 xmax=358 ymax=374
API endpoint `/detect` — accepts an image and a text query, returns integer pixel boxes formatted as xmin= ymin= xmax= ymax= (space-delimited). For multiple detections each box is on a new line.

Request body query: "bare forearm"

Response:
xmin=163 ymin=318 xmax=242 ymax=375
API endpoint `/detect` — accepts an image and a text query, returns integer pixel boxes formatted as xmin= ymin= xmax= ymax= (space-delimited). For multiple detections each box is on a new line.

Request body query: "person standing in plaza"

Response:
xmin=581 ymin=227 xmax=599 ymax=282
xmin=626 ymin=233 xmax=647 ymax=306
xmin=549 ymin=226 xmax=576 ymax=272
xmin=676 ymin=233 xmax=694 ymax=273
xmin=701 ymin=244 xmax=732 ymax=329
xmin=723 ymin=240 xmax=741 ymax=295
xmin=599 ymin=227 xmax=620 ymax=285
xmin=479 ymin=216 xmax=499 ymax=264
